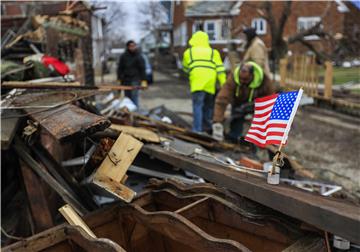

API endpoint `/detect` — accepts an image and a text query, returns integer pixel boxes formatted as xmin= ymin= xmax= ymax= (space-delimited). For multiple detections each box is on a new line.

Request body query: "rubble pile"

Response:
xmin=1 ymin=85 xmax=359 ymax=251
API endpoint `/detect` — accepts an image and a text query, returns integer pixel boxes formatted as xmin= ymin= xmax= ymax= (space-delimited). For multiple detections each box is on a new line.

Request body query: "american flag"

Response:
xmin=245 ymin=89 xmax=303 ymax=148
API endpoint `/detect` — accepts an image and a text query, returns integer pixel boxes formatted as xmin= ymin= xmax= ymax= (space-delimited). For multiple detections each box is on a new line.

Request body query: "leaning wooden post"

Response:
xmin=324 ymin=61 xmax=333 ymax=99
xmin=279 ymin=58 xmax=288 ymax=88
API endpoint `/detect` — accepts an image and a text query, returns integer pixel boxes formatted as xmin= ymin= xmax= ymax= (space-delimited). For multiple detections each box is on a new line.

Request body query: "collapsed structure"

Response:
xmin=1 ymin=81 xmax=359 ymax=251
xmin=1 ymin=1 xmax=360 ymax=252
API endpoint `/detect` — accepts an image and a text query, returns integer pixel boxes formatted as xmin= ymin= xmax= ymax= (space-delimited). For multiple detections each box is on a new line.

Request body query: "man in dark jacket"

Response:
xmin=117 ymin=40 xmax=147 ymax=107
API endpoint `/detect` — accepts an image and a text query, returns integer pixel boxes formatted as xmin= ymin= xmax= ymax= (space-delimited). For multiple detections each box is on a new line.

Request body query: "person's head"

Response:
xmin=239 ymin=64 xmax=254 ymax=85
xmin=243 ymin=27 xmax=257 ymax=43
xmin=126 ymin=40 xmax=137 ymax=53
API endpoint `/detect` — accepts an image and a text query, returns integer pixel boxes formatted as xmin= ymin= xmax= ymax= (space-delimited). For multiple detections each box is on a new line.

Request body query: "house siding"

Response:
xmin=173 ymin=1 xmax=354 ymax=60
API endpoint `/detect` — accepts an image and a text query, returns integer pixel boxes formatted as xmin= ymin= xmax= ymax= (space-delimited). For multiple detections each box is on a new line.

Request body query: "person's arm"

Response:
xmin=138 ymin=54 xmax=146 ymax=81
xmin=182 ymin=49 xmax=189 ymax=74
xmin=213 ymin=50 xmax=226 ymax=86
xmin=117 ymin=54 xmax=124 ymax=81
xmin=213 ymin=74 xmax=236 ymax=123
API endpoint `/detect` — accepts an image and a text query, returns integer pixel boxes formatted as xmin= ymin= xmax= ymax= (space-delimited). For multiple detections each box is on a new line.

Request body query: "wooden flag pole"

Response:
xmin=270 ymin=88 xmax=303 ymax=176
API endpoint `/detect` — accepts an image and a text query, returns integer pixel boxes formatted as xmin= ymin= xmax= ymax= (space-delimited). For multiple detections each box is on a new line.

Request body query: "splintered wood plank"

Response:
xmin=29 ymin=104 xmax=110 ymax=143
xmin=93 ymin=175 xmax=136 ymax=203
xmin=59 ymin=204 xmax=96 ymax=238
xmin=110 ymin=124 xmax=160 ymax=143
xmin=20 ymin=160 xmax=54 ymax=232
xmin=94 ymin=133 xmax=143 ymax=183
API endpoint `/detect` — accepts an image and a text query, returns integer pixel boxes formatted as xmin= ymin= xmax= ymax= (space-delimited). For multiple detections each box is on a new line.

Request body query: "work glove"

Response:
xmin=212 ymin=122 xmax=224 ymax=141
xmin=141 ymin=80 xmax=148 ymax=89
xmin=232 ymin=102 xmax=254 ymax=120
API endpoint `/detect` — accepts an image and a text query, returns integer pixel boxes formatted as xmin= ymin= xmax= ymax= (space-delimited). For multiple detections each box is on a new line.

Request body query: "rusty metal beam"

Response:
xmin=142 ymin=144 xmax=360 ymax=244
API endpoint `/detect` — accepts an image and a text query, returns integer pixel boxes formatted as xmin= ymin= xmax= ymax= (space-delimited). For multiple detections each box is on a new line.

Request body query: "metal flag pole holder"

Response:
xmin=268 ymin=147 xmax=284 ymax=185
xmin=267 ymin=88 xmax=304 ymax=185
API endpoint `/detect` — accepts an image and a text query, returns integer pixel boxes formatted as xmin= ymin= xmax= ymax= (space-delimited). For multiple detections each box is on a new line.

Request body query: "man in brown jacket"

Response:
xmin=242 ymin=27 xmax=271 ymax=78
xmin=212 ymin=61 xmax=274 ymax=142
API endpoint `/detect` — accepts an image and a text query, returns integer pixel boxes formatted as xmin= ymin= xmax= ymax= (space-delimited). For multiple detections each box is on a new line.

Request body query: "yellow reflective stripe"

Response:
xmin=189 ymin=60 xmax=217 ymax=69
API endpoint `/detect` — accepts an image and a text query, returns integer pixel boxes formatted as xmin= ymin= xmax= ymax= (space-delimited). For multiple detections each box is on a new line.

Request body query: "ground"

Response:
xmin=98 ymin=69 xmax=360 ymax=201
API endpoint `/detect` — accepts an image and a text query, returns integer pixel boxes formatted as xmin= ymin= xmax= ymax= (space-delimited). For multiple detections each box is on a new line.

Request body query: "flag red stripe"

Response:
xmin=246 ymin=131 xmax=284 ymax=140
xmin=255 ymin=101 xmax=276 ymax=111
xmin=253 ymin=109 xmax=272 ymax=118
xmin=249 ymin=123 xmax=287 ymax=131
xmin=244 ymin=137 xmax=283 ymax=148
xmin=254 ymin=94 xmax=278 ymax=103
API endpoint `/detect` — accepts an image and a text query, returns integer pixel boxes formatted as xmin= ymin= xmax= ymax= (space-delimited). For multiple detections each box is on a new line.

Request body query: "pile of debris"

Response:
xmin=1 ymin=83 xmax=359 ymax=251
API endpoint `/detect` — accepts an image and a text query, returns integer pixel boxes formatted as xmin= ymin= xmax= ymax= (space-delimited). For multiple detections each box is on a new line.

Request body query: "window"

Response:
xmin=192 ymin=21 xmax=203 ymax=33
xmin=251 ymin=18 xmax=266 ymax=35
xmin=205 ymin=21 xmax=216 ymax=41
xmin=297 ymin=17 xmax=321 ymax=40
xmin=174 ymin=22 xmax=187 ymax=46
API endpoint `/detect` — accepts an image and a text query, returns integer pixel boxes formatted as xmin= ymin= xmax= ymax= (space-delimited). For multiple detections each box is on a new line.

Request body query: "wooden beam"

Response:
xmin=141 ymin=144 xmax=360 ymax=244
xmin=14 ymin=138 xmax=88 ymax=215
xmin=20 ymin=160 xmax=54 ymax=232
xmin=110 ymin=124 xmax=160 ymax=143
xmin=59 ymin=204 xmax=96 ymax=238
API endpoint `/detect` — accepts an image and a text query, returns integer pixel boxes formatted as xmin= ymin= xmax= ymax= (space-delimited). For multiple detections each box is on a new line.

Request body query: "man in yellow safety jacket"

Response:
xmin=182 ymin=31 xmax=226 ymax=133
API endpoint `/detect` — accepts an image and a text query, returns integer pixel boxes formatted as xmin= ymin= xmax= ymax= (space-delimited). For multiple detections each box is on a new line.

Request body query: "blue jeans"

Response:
xmin=191 ymin=91 xmax=214 ymax=132
xmin=124 ymin=80 xmax=140 ymax=107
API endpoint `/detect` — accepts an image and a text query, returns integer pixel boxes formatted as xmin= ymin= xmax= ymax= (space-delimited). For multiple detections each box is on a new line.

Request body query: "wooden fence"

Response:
xmin=279 ymin=55 xmax=333 ymax=99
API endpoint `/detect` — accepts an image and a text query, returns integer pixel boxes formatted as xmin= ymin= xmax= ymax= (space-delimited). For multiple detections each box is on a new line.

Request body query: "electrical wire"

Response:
xmin=1 ymin=226 xmax=25 ymax=241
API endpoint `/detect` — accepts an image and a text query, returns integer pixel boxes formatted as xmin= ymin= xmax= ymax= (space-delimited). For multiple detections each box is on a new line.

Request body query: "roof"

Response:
xmin=185 ymin=1 xmax=241 ymax=17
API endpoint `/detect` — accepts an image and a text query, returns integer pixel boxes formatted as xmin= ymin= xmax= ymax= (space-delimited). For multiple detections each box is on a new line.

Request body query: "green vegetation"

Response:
xmin=330 ymin=67 xmax=360 ymax=85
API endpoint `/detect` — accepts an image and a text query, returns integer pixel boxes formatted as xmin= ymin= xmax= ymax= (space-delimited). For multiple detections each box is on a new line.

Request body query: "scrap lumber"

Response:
xmin=14 ymin=138 xmax=88 ymax=215
xmin=92 ymin=133 xmax=143 ymax=202
xmin=110 ymin=124 xmax=161 ymax=143
xmin=125 ymin=112 xmax=247 ymax=152
xmin=142 ymin=144 xmax=360 ymax=244
xmin=1 ymin=110 xmax=21 ymax=150
xmin=59 ymin=204 xmax=96 ymax=238
xmin=28 ymin=104 xmax=110 ymax=143
xmin=19 ymin=160 xmax=54 ymax=232
xmin=1 ymin=81 xmax=145 ymax=91
xmin=33 ymin=145 xmax=98 ymax=210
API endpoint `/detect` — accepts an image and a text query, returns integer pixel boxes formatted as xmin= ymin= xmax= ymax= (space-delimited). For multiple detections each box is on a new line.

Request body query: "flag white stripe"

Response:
xmin=255 ymin=98 xmax=277 ymax=108
xmin=245 ymin=134 xmax=283 ymax=144
xmin=254 ymin=104 xmax=274 ymax=115
xmin=250 ymin=119 xmax=288 ymax=129
xmin=247 ymin=128 xmax=286 ymax=136
xmin=252 ymin=114 xmax=271 ymax=122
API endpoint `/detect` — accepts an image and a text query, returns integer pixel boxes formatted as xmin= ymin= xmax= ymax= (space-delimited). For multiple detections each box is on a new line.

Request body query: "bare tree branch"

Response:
xmin=278 ymin=1 xmax=292 ymax=36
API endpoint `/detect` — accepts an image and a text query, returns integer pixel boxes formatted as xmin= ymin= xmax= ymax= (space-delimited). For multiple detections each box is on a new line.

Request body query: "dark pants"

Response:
xmin=228 ymin=106 xmax=245 ymax=143
xmin=123 ymin=80 xmax=140 ymax=107
xmin=191 ymin=91 xmax=214 ymax=133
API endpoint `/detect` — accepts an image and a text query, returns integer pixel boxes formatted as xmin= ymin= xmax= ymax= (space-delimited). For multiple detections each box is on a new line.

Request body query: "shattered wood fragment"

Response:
xmin=2 ymin=225 xmax=125 ymax=252
xmin=14 ymin=138 xmax=88 ymax=215
xmin=92 ymin=133 xmax=143 ymax=202
xmin=110 ymin=124 xmax=160 ymax=143
xmin=59 ymin=204 xmax=96 ymax=238
xmin=92 ymin=175 xmax=136 ymax=203
xmin=29 ymin=104 xmax=110 ymax=143
xmin=1 ymin=110 xmax=21 ymax=150
xmin=141 ymin=144 xmax=360 ymax=244
xmin=19 ymin=160 xmax=54 ymax=232
xmin=94 ymin=133 xmax=143 ymax=182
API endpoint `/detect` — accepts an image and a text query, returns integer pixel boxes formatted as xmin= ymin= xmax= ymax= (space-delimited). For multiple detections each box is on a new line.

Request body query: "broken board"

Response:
xmin=92 ymin=133 xmax=143 ymax=203
xmin=110 ymin=124 xmax=160 ymax=143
